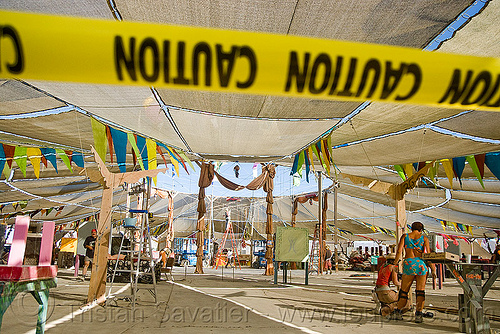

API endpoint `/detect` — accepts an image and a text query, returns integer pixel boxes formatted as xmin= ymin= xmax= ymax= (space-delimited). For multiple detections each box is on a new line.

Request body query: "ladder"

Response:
xmin=213 ymin=209 xmax=241 ymax=270
xmin=309 ymin=224 xmax=320 ymax=274
xmin=107 ymin=180 xmax=158 ymax=309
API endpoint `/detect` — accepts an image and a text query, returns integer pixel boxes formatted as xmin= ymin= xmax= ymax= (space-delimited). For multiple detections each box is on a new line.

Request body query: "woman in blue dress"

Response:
xmin=392 ymin=221 xmax=434 ymax=323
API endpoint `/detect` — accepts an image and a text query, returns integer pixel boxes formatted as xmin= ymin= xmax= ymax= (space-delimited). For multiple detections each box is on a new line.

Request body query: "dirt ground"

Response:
xmin=1 ymin=266 xmax=499 ymax=334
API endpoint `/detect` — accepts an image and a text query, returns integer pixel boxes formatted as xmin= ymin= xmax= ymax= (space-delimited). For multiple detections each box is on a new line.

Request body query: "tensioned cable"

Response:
xmin=279 ymin=101 xmax=370 ymax=160
xmin=2 ymin=180 xmax=100 ymax=210
xmin=332 ymin=123 xmax=500 ymax=149
xmin=424 ymin=0 xmax=489 ymax=51
xmin=427 ymin=126 xmax=500 ymax=144
xmin=326 ymin=191 xmax=453 ymax=222
xmin=151 ymin=88 xmax=193 ymax=153
xmin=0 ymin=130 xmax=87 ymax=152
xmin=74 ymin=102 xmax=103 ymax=225
xmin=0 ymin=106 xmax=73 ymax=120
xmin=161 ymin=102 xmax=343 ymax=122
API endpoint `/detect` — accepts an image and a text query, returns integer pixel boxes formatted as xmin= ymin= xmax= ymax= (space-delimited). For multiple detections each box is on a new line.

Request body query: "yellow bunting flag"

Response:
xmin=146 ymin=138 xmax=157 ymax=185
xmin=320 ymin=140 xmax=330 ymax=176
xmin=167 ymin=146 xmax=180 ymax=176
xmin=440 ymin=159 xmax=455 ymax=188
xmin=3 ymin=163 xmax=11 ymax=179
xmin=403 ymin=164 xmax=414 ymax=178
xmin=26 ymin=147 xmax=41 ymax=178
xmin=311 ymin=144 xmax=326 ymax=170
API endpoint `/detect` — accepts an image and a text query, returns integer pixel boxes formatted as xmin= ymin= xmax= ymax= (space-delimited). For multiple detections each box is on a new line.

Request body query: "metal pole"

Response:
xmin=317 ymin=171 xmax=323 ymax=275
xmin=283 ymin=262 xmax=287 ymax=284
xmin=305 ymin=262 xmax=309 ymax=285
xmin=273 ymin=261 xmax=278 ymax=284
xmin=334 ymin=182 xmax=339 ymax=272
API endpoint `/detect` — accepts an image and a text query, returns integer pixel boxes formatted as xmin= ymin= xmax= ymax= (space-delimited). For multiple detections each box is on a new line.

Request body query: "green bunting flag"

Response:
xmin=128 ymin=133 xmax=145 ymax=170
xmin=91 ymin=117 xmax=108 ymax=162
xmin=13 ymin=146 xmax=27 ymax=177
xmin=56 ymin=149 xmax=72 ymax=173
xmin=466 ymin=155 xmax=485 ymax=189
xmin=394 ymin=164 xmax=406 ymax=180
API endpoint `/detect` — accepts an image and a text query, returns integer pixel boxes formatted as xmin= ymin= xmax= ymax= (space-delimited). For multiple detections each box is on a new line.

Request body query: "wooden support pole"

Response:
xmin=395 ymin=197 xmax=412 ymax=306
xmin=87 ymin=186 xmax=113 ymax=303
xmin=84 ymin=146 xmax=167 ymax=304
xmin=395 ymin=198 xmax=406 ymax=248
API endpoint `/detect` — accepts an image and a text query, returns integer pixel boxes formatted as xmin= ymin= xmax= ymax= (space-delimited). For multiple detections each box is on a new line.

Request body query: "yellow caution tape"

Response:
xmin=1 ymin=10 xmax=500 ymax=111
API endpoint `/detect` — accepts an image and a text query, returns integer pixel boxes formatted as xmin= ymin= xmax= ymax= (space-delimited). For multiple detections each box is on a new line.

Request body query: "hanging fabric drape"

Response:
xmin=291 ymin=194 xmax=319 ymax=225
xmin=195 ymin=162 xmax=215 ymax=273
xmin=199 ymin=162 xmax=267 ymax=191
xmin=262 ymin=164 xmax=276 ymax=275
xmin=194 ymin=161 xmax=274 ymax=274
xmin=214 ymin=170 xmax=245 ymax=191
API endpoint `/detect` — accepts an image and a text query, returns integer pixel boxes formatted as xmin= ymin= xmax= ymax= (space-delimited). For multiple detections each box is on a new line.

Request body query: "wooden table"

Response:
xmin=0 ymin=217 xmax=57 ymax=334
xmin=0 ymin=275 xmax=57 ymax=334
xmin=445 ymin=263 xmax=500 ymax=334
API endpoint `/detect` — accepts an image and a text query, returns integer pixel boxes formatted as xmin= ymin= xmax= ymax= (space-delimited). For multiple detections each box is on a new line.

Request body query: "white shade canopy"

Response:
xmin=0 ymin=1 xmax=499 ymax=238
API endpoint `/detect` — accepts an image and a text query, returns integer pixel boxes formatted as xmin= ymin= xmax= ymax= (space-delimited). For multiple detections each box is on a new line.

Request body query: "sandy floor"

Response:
xmin=1 ymin=266 xmax=499 ymax=334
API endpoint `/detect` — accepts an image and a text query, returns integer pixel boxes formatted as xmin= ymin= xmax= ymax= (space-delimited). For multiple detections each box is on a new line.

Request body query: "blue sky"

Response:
xmin=156 ymin=162 xmax=332 ymax=197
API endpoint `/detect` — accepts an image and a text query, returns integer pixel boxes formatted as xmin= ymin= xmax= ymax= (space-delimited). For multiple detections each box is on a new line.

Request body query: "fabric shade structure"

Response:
xmin=0 ymin=1 xmax=499 ymax=267
xmin=1 ymin=165 xmax=497 ymax=245
xmin=0 ymin=1 xmax=499 ymax=165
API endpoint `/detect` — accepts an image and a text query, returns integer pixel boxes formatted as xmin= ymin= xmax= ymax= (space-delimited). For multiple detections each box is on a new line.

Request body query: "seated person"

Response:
xmin=375 ymin=254 xmax=410 ymax=317
xmin=492 ymin=244 xmax=500 ymax=264
xmin=160 ymin=246 xmax=173 ymax=268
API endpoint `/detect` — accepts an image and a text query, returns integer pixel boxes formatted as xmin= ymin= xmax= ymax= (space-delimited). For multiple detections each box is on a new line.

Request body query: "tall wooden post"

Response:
xmin=87 ymin=186 xmax=113 ymax=303
xmin=395 ymin=197 xmax=411 ymax=306
xmin=84 ymin=146 xmax=167 ymax=304
xmin=395 ymin=198 xmax=406 ymax=247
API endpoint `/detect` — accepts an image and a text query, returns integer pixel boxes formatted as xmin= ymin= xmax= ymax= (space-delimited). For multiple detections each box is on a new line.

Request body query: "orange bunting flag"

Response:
xmin=105 ymin=125 xmax=114 ymax=164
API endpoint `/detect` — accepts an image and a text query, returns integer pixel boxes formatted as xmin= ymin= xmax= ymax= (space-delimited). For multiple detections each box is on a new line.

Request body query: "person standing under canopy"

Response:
xmin=392 ymin=221 xmax=435 ymax=323
xmin=82 ymin=229 xmax=97 ymax=281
